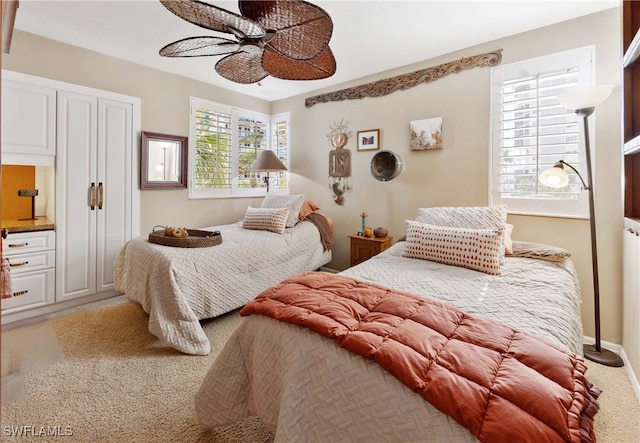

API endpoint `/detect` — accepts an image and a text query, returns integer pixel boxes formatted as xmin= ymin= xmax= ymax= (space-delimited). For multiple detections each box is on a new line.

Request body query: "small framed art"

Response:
xmin=357 ymin=129 xmax=380 ymax=151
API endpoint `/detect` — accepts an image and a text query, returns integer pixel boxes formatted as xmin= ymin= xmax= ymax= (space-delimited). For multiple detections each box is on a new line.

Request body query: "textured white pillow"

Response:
xmin=415 ymin=205 xmax=508 ymax=260
xmin=402 ymin=220 xmax=504 ymax=276
xmin=242 ymin=207 xmax=290 ymax=234
xmin=261 ymin=193 xmax=305 ymax=227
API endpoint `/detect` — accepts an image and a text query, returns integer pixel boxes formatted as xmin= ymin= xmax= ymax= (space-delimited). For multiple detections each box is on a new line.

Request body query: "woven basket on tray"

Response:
xmin=148 ymin=227 xmax=222 ymax=248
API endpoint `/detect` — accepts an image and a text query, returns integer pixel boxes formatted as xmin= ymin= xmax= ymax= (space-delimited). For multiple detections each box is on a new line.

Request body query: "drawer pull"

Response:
xmin=8 ymin=242 xmax=28 ymax=248
xmin=9 ymin=261 xmax=28 ymax=267
xmin=12 ymin=290 xmax=28 ymax=297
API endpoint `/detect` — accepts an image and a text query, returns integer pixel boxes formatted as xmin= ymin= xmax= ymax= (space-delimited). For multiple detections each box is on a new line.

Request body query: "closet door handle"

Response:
xmin=90 ymin=183 xmax=96 ymax=210
xmin=98 ymin=182 xmax=104 ymax=209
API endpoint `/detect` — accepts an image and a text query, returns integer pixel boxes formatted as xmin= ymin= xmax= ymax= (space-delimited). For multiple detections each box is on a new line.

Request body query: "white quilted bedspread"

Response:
xmin=195 ymin=242 xmax=584 ymax=442
xmin=113 ymin=220 xmax=331 ymax=355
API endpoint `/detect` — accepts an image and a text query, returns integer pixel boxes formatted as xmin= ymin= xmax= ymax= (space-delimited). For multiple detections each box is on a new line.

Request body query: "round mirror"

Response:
xmin=370 ymin=150 xmax=403 ymax=181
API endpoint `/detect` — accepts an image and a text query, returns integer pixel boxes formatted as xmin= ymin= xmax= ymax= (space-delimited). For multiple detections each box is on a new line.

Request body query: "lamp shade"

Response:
xmin=539 ymin=162 xmax=569 ymax=188
xmin=250 ymin=150 xmax=288 ymax=172
xmin=557 ymin=84 xmax=613 ymax=111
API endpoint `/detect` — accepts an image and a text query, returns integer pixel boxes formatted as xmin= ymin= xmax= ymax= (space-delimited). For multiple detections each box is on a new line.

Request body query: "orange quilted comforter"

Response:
xmin=240 ymin=272 xmax=601 ymax=443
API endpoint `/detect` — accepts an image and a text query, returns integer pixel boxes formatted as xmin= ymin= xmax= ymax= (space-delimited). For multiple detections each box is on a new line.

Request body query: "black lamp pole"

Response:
xmin=576 ymin=107 xmax=624 ymax=367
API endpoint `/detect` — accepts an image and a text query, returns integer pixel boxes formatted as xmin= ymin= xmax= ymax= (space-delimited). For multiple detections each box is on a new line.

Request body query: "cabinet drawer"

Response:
xmin=1 ymin=269 xmax=55 ymax=314
xmin=2 ymin=231 xmax=55 ymax=256
xmin=6 ymin=250 xmax=55 ymax=275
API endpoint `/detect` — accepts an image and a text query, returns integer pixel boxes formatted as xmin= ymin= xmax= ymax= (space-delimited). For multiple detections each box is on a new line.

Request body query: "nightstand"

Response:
xmin=349 ymin=235 xmax=393 ymax=267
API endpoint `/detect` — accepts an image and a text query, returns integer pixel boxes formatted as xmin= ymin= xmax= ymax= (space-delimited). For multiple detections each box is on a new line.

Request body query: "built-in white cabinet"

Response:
xmin=1 ymin=77 xmax=56 ymax=166
xmin=1 ymin=231 xmax=56 ymax=314
xmin=1 ymin=70 xmax=140 ymax=323
xmin=56 ymin=92 xmax=135 ymax=302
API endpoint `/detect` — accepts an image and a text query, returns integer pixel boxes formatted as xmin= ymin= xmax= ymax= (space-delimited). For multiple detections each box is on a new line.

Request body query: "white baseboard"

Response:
xmin=583 ymin=336 xmax=640 ymax=403
xmin=1 ymin=290 xmax=119 ymax=326
xmin=320 ymin=266 xmax=339 ymax=273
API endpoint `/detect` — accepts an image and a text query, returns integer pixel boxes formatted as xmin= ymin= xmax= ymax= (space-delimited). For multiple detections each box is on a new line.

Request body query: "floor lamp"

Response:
xmin=540 ymin=84 xmax=623 ymax=367
xmin=250 ymin=150 xmax=288 ymax=193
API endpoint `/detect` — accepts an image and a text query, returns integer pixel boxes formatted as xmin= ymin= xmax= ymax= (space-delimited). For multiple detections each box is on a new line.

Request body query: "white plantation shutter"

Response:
xmin=490 ymin=46 xmax=594 ymax=218
xmin=193 ymin=104 xmax=232 ymax=193
xmin=269 ymin=112 xmax=290 ymax=192
xmin=237 ymin=113 xmax=268 ymax=190
xmin=189 ymin=97 xmax=290 ymax=198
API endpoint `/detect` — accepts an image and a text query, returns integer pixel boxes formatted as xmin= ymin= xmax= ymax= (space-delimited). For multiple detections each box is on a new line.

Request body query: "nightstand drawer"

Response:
xmin=349 ymin=235 xmax=393 ymax=267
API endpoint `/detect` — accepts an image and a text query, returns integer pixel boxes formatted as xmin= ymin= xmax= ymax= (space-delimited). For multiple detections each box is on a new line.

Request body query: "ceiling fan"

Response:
xmin=159 ymin=0 xmax=337 ymax=85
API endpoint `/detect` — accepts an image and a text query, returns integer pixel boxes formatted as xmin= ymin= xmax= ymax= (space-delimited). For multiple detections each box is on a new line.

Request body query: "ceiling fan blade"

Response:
xmin=263 ymin=46 xmax=336 ymax=81
xmin=160 ymin=36 xmax=240 ymax=57
xmin=215 ymin=52 xmax=269 ymax=84
xmin=160 ymin=0 xmax=265 ymax=39
xmin=240 ymin=0 xmax=333 ymax=60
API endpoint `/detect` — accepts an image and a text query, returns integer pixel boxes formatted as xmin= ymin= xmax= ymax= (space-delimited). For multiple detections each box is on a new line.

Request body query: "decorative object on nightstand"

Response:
xmin=327 ymin=118 xmax=352 ymax=205
xmin=373 ymin=227 xmax=388 ymax=238
xmin=540 ymin=84 xmax=623 ymax=368
xmin=349 ymin=234 xmax=393 ymax=267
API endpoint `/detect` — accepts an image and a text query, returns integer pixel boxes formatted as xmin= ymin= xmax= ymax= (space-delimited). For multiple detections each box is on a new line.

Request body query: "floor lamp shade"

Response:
xmin=250 ymin=150 xmax=288 ymax=193
xmin=550 ymin=84 xmax=623 ymax=367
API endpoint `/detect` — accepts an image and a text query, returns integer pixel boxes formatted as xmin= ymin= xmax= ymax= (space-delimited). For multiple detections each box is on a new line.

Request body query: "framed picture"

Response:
xmin=410 ymin=117 xmax=443 ymax=151
xmin=357 ymin=129 xmax=380 ymax=151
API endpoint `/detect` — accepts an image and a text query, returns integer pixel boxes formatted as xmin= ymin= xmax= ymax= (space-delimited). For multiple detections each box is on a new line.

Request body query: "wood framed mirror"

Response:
xmin=141 ymin=131 xmax=187 ymax=189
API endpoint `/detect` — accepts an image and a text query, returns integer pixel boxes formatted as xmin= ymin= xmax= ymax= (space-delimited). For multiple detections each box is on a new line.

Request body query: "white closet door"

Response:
xmin=56 ymin=91 xmax=98 ymax=301
xmin=96 ymin=99 xmax=133 ymax=293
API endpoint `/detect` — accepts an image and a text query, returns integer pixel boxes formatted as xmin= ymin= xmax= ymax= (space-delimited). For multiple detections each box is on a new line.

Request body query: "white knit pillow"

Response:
xmin=261 ymin=193 xmax=305 ymax=227
xmin=242 ymin=207 xmax=290 ymax=234
xmin=415 ymin=205 xmax=508 ymax=260
xmin=402 ymin=220 xmax=504 ymax=276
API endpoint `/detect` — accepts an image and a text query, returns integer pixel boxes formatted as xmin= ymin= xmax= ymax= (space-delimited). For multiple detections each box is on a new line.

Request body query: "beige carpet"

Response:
xmin=1 ymin=296 xmax=639 ymax=442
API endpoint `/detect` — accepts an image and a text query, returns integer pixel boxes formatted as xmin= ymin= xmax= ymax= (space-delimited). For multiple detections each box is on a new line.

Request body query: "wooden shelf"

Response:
xmin=623 ymin=0 xmax=640 ymax=221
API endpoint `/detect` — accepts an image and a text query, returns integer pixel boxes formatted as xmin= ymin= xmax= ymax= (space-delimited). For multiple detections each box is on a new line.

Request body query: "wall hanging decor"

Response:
xmin=410 ymin=117 xmax=443 ymax=151
xmin=305 ymin=49 xmax=502 ymax=108
xmin=327 ymin=118 xmax=352 ymax=205
xmin=371 ymin=150 xmax=403 ymax=182
xmin=357 ymin=129 xmax=380 ymax=151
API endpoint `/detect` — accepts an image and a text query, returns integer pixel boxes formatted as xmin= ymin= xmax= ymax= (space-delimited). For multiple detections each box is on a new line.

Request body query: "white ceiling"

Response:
xmin=12 ymin=0 xmax=618 ymax=102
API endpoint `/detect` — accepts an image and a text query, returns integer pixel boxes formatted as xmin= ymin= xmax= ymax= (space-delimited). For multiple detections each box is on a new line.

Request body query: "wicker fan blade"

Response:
xmin=160 ymin=0 xmax=265 ymax=39
xmin=240 ymin=0 xmax=333 ymax=60
xmin=160 ymin=37 xmax=240 ymax=57
xmin=263 ymin=46 xmax=336 ymax=80
xmin=215 ymin=52 xmax=269 ymax=84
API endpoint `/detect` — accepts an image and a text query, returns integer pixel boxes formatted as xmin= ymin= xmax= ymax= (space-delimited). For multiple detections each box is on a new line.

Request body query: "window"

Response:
xmin=189 ymin=97 xmax=290 ymax=198
xmin=490 ymin=46 xmax=595 ymax=218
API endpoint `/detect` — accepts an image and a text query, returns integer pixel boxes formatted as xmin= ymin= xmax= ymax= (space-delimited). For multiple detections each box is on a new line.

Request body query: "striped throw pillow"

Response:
xmin=242 ymin=207 xmax=291 ymax=234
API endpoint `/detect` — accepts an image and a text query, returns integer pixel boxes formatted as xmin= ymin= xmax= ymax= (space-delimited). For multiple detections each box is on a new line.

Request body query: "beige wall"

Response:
xmin=3 ymin=8 xmax=624 ymax=345
xmin=274 ymin=8 xmax=623 ymax=344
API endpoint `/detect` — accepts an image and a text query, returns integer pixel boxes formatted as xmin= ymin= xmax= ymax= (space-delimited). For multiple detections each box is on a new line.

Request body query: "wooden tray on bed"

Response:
xmin=148 ymin=228 xmax=222 ymax=248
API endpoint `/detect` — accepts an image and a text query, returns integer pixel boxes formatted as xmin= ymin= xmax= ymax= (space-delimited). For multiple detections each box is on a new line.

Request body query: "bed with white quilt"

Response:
xmin=113 ymin=194 xmax=332 ymax=355
xmin=195 ymin=206 xmax=601 ymax=442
